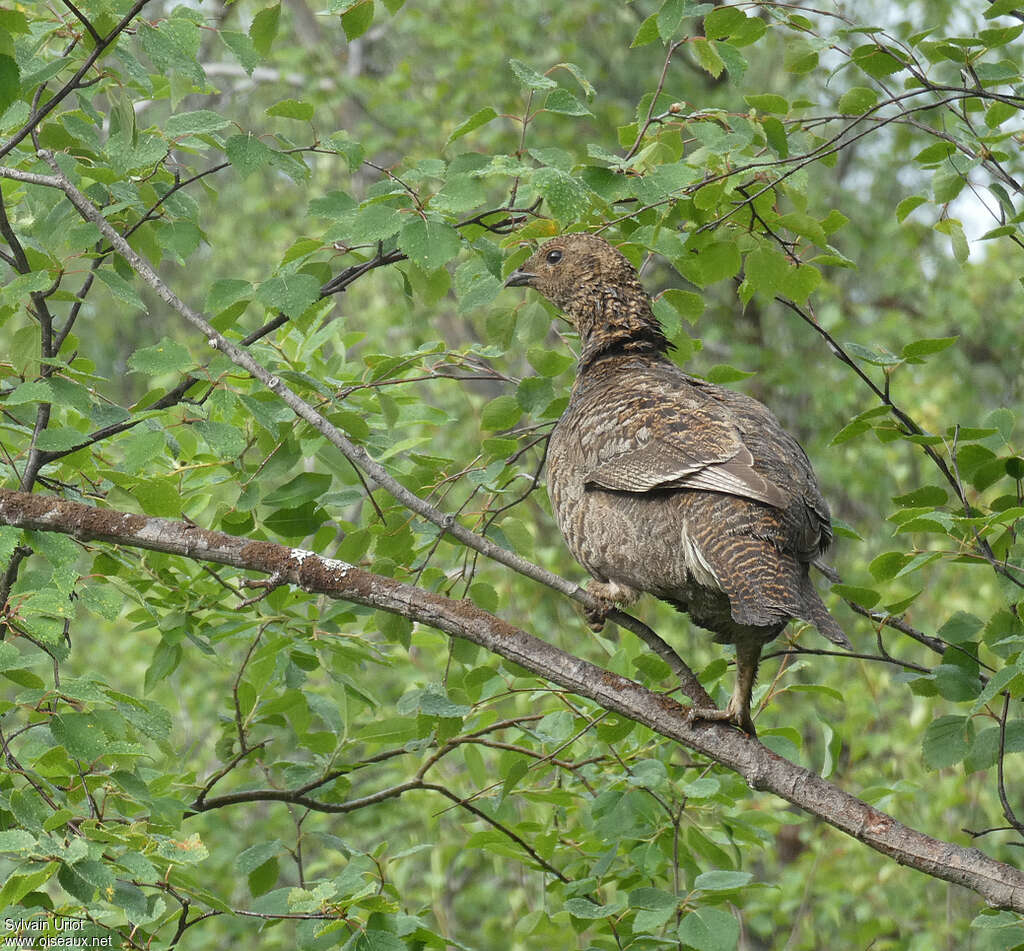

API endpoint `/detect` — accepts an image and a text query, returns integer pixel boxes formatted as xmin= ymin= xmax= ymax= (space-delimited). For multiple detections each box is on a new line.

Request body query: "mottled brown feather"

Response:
xmin=506 ymin=233 xmax=849 ymax=733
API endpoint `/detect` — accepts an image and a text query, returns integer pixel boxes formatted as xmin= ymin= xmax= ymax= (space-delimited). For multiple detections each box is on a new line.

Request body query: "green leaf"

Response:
xmin=922 ymin=715 xmax=971 ymax=769
xmin=128 ymin=338 xmax=194 ymax=375
xmin=544 ymin=87 xmax=593 ymax=117
xmin=266 ymin=98 xmax=315 ymax=120
xmin=342 ymin=0 xmax=375 ymax=40
xmin=565 ymin=897 xmax=615 ymax=920
xmin=4 ymin=381 xmax=54 ymax=406
xmin=398 ymin=218 xmax=462 ymax=270
xmin=527 ymin=347 xmax=573 ymax=377
xmin=938 ymin=611 xmax=983 ymax=645
xmin=531 ymin=167 xmax=591 ymax=222
xmin=0 ymin=830 xmax=38 ymax=853
xmin=744 ymin=245 xmax=789 ymax=296
xmin=34 ymin=429 xmax=88 ymax=452
xmin=896 ymin=195 xmax=927 ymax=222
xmin=481 ymin=395 xmax=521 ymax=431
xmin=249 ymin=3 xmax=281 ymax=55
xmin=744 ymin=93 xmax=788 ymax=114
xmin=869 ymin=551 xmax=909 ymax=581
xmin=851 ymin=44 xmax=906 ymax=78
xmin=694 ymin=869 xmax=753 ymax=892
xmin=832 ymin=584 xmax=879 ymax=609
xmin=51 ymin=713 xmax=109 ymax=760
xmin=678 ymin=907 xmax=740 ymax=951
xmin=340 ymin=203 xmax=404 ymax=243
xmin=165 ymin=109 xmax=230 ymax=137
xmin=900 ymin=336 xmax=958 ymax=360
xmin=207 ymin=278 xmax=253 ymax=313
xmin=762 ymin=116 xmax=788 ymax=158
xmin=509 ymin=59 xmax=556 ymax=90
xmin=264 ymin=473 xmax=333 ymax=507
xmin=226 ymin=133 xmax=275 ymax=178
xmin=446 ymin=107 xmax=498 ymax=146
xmin=0 ymin=862 xmax=58 ymax=909
xmin=934 ymin=218 xmax=968 ymax=262
xmin=96 ymin=268 xmax=147 ymax=313
xmin=220 ymin=30 xmax=259 ymax=74
xmin=691 ymin=37 xmax=725 ymax=78
xmin=237 ymin=840 xmax=284 ymax=875
xmin=255 ymin=273 xmax=321 ymax=317
xmin=81 ymin=585 xmax=123 ymax=621
xmin=631 ymin=13 xmax=660 ymax=47
xmin=705 ymin=365 xmax=755 ymax=384
xmin=194 ymin=420 xmax=247 ymax=460
xmin=839 ymin=86 xmax=879 ymax=113
xmin=892 ymin=485 xmax=948 ymax=506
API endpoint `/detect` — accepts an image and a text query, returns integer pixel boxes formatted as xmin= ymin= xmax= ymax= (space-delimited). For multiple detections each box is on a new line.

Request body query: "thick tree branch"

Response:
xmin=0 ymin=488 xmax=1022 ymax=911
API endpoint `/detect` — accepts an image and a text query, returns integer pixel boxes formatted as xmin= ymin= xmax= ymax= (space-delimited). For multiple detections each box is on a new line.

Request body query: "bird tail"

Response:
xmin=800 ymin=577 xmax=851 ymax=649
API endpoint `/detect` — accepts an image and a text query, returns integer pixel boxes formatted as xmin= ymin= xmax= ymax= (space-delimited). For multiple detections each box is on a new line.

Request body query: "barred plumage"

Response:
xmin=506 ymin=233 xmax=849 ymax=733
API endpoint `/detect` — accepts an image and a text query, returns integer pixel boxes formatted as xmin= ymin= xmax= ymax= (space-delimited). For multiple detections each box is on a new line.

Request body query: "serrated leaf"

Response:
xmin=692 ymin=37 xmax=725 ymax=78
xmin=96 ymin=268 xmax=147 ymax=313
xmin=446 ymin=107 xmax=498 ymax=146
xmin=339 ymin=203 xmax=404 ymax=243
xmin=165 ymin=110 xmax=230 ymax=137
xmin=694 ymin=870 xmax=753 ymax=891
xmin=480 ymin=395 xmax=521 ymax=431
xmin=938 ymin=611 xmax=983 ymax=644
xmin=81 ymin=584 xmax=123 ymax=621
xmin=839 ymin=86 xmax=879 ymax=113
xmin=544 ymin=87 xmax=593 ymax=117
xmin=0 ymin=830 xmax=37 ymax=853
xmin=226 ymin=133 xmax=274 ymax=178
xmin=221 ymin=30 xmax=259 ymax=75
xmin=51 ymin=713 xmax=109 ymax=760
xmin=342 ymin=0 xmax=375 ymax=40
xmin=266 ymin=98 xmax=314 ymax=120
xmin=678 ymin=907 xmax=740 ymax=951
xmin=4 ymin=381 xmax=54 ymax=406
xmin=255 ymin=273 xmax=321 ymax=317
xmin=896 ymin=195 xmax=927 ymax=222
xmin=922 ymin=715 xmax=970 ymax=769
xmin=194 ymin=420 xmax=247 ymax=459
xmin=128 ymin=338 xmax=194 ymax=375
xmin=744 ymin=93 xmax=788 ymax=114
xmin=705 ymin=364 xmax=755 ymax=384
xmin=207 ymin=278 xmax=253 ymax=313
xmin=249 ymin=3 xmax=281 ymax=55
xmin=901 ymin=336 xmax=958 ymax=359
xmin=398 ymin=218 xmax=461 ymax=270
xmin=509 ymin=59 xmax=556 ymax=90
xmin=264 ymin=472 xmax=332 ymax=507
xmin=532 ymin=167 xmax=591 ymax=222
xmin=832 ymin=583 xmax=879 ymax=608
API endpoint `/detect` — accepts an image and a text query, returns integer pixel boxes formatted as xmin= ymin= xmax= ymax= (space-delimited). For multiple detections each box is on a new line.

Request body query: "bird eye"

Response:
xmin=545 ymin=249 xmax=563 ymax=265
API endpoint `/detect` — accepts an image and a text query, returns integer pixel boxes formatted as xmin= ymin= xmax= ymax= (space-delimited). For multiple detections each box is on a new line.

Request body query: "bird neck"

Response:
xmin=571 ymin=282 xmax=673 ymax=368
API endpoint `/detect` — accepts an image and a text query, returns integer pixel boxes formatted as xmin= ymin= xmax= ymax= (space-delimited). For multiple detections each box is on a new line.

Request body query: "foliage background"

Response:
xmin=1 ymin=0 xmax=1024 ymax=948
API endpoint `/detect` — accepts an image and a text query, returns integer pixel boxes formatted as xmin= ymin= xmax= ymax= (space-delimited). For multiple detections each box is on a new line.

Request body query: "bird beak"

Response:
xmin=504 ymin=269 xmax=537 ymax=288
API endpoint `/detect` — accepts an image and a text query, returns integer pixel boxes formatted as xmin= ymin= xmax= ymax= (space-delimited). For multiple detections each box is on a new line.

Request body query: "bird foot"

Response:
xmin=583 ymin=580 xmax=640 ymax=632
xmin=685 ymin=703 xmax=757 ymax=737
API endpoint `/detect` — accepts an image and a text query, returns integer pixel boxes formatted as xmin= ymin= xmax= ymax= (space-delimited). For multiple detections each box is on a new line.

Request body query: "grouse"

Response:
xmin=505 ymin=233 xmax=849 ymax=734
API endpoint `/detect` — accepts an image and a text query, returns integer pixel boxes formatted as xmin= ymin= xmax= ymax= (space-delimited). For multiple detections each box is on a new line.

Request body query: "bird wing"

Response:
xmin=582 ymin=408 xmax=789 ymax=509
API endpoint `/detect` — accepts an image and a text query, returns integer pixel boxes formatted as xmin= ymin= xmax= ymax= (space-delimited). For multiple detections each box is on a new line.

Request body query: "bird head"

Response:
xmin=504 ymin=233 xmax=637 ymax=316
xmin=504 ymin=233 xmax=671 ymax=363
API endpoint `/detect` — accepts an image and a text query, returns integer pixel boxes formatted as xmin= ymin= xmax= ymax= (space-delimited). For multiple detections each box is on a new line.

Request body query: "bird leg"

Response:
xmin=686 ymin=639 xmax=763 ymax=736
xmin=583 ymin=579 xmax=640 ymax=632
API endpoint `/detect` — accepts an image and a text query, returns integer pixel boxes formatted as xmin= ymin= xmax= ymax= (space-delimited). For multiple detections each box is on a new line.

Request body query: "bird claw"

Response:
xmin=685 ymin=703 xmax=757 ymax=737
xmin=583 ymin=600 xmax=612 ymax=632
